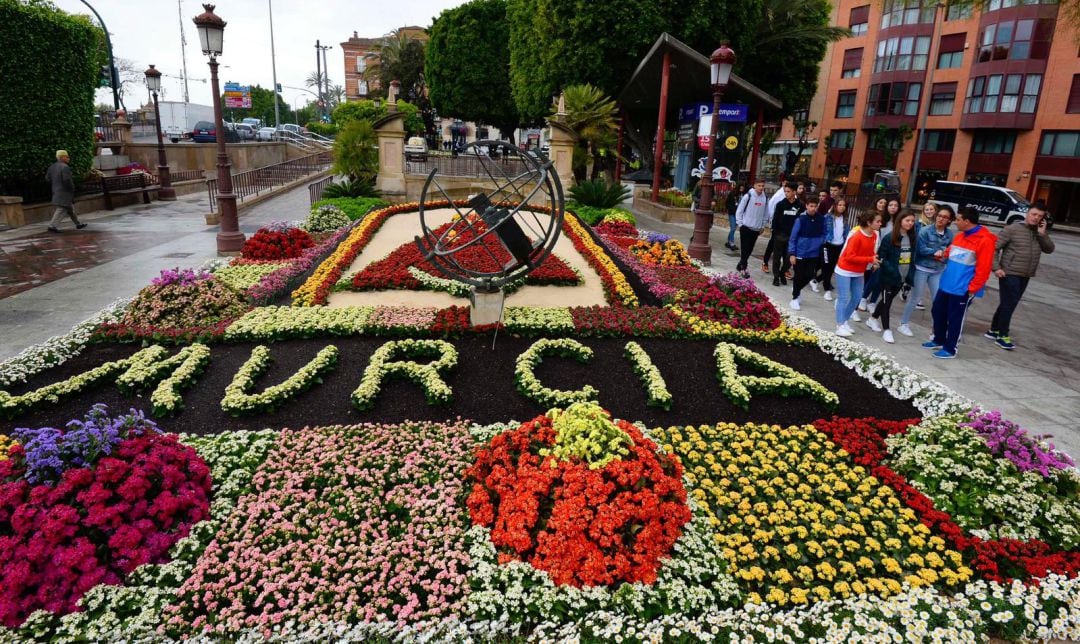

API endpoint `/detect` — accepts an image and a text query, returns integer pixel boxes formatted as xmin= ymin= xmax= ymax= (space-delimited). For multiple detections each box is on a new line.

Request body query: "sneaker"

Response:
xmin=810 ymin=280 xmax=820 ymax=293
xmin=849 ymin=311 xmax=861 ymax=322
xmin=772 ymin=278 xmax=781 ymax=287
xmin=933 ymin=349 xmax=957 ymax=359
xmin=984 ymin=330 xmax=1000 ymax=340
xmin=922 ymin=340 xmax=943 ymax=349
xmin=75 ymin=223 xmax=87 ymax=229
xmin=857 ymin=298 xmax=868 ymax=312
xmin=836 ymin=325 xmax=854 ymax=337
xmin=762 ymin=262 xmax=770 ymax=273
xmin=883 ymin=329 xmax=895 ymax=344
xmin=824 ymin=290 xmax=834 ymax=301
xmin=47 ymin=227 xmax=61 ymax=233
xmin=841 ymin=322 xmax=855 ymax=334
xmin=995 ymin=336 xmax=1016 ymax=350
xmin=866 ymin=317 xmax=883 ymax=333
xmin=915 ymin=301 xmax=925 ymax=310
xmin=790 ymin=298 xmax=801 ymax=310
xmin=897 ymin=324 xmax=914 ymax=337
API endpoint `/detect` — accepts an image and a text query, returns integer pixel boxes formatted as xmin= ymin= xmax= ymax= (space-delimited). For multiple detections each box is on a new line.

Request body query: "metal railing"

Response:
xmin=170 ymin=169 xmax=204 ymax=183
xmin=404 ymin=153 xmax=533 ymax=178
xmin=276 ymin=129 xmax=333 ymax=152
xmin=207 ymin=151 xmax=332 ymax=211
xmin=308 ymin=175 xmax=334 ymax=205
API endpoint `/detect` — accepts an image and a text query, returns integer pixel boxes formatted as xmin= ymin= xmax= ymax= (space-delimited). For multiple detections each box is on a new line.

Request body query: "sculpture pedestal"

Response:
xmin=470 ymin=287 xmax=505 ymax=327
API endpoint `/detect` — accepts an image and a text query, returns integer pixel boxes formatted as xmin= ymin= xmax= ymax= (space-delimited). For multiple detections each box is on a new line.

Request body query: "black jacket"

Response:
xmin=771 ymin=199 xmax=801 ymax=236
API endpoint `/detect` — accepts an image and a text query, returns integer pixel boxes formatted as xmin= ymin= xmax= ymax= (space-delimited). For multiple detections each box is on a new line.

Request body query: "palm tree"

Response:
xmin=752 ymin=0 xmax=852 ymax=48
xmin=305 ymin=70 xmax=327 ymax=91
xmin=553 ymin=84 xmax=620 ymax=181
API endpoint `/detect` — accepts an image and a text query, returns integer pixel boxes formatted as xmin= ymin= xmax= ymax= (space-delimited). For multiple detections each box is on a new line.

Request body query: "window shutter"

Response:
xmin=933 ymin=81 xmax=958 ymax=95
xmin=843 ymin=48 xmax=864 ymax=70
xmin=939 ymin=33 xmax=966 ymax=52
xmin=1068 ymin=75 xmax=1080 ymax=114
xmin=850 ymin=5 xmax=870 ymax=25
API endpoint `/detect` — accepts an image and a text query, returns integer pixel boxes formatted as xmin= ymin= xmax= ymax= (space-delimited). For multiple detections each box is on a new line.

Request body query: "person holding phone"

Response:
xmin=985 ymin=201 xmax=1055 ymax=350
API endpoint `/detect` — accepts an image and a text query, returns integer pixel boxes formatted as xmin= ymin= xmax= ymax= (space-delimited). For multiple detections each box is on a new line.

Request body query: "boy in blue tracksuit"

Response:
xmin=787 ymin=196 xmax=827 ymax=310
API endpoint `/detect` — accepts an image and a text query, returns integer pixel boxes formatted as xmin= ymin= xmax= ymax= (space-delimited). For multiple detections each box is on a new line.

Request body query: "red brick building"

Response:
xmin=799 ymin=0 xmax=1080 ymax=223
xmin=341 ymin=27 xmax=428 ymax=101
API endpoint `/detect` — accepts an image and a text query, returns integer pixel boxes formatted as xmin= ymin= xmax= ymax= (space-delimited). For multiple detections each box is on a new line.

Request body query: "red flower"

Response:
xmin=241 ymin=228 xmax=314 ymax=261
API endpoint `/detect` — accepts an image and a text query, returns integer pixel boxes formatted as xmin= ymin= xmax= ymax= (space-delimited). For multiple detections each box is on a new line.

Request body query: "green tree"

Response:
xmin=331 ymin=98 xmax=424 ymax=136
xmin=427 ymin=0 xmax=519 ymax=141
xmin=220 ymin=85 xmax=289 ymax=126
xmin=507 ymin=0 xmax=666 ymax=121
xmin=555 ymin=84 xmax=619 ymax=181
xmin=332 ymin=119 xmax=378 ymax=182
xmin=377 ymin=34 xmax=427 ymax=103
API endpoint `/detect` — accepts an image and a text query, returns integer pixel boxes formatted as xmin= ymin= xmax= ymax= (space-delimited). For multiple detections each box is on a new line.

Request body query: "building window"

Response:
xmin=850 ymin=5 xmax=870 ymax=35
xmin=946 ymin=2 xmax=973 ymax=19
xmin=874 ymin=36 xmax=932 ymax=72
xmin=356 ymin=57 xmax=366 ymax=73
xmin=829 ymin=130 xmax=857 ymax=148
xmin=922 ymin=130 xmax=956 ymax=151
xmin=978 ymin=18 xmax=1054 ymax=62
xmin=867 ymin=82 xmax=922 ymax=116
xmin=938 ymin=51 xmax=963 ymax=68
xmin=836 ymin=90 xmax=857 ymax=117
xmin=929 ymin=82 xmax=957 ymax=115
xmin=937 ymin=33 xmax=965 ymax=68
xmin=842 ymin=48 xmax=863 ymax=78
xmin=972 ymin=131 xmax=1017 ymax=154
xmin=1067 ymin=75 xmax=1080 ymax=113
xmin=881 ymin=0 xmax=936 ymax=29
xmin=986 ymin=0 xmax=1057 ymax=11
xmin=964 ymin=73 xmax=1041 ymax=113
xmin=1039 ymin=131 xmax=1080 ymax=157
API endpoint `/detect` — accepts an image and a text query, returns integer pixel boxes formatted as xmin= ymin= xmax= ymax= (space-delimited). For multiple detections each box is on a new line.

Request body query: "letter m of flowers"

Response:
xmin=713 ymin=342 xmax=838 ymax=411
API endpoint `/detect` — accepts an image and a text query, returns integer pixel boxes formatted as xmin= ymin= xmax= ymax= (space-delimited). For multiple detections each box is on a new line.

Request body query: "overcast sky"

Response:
xmin=50 ymin=0 xmax=465 ymax=112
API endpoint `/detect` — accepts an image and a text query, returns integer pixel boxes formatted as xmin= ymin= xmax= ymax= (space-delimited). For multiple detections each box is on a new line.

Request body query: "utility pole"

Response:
xmin=315 ymin=40 xmax=324 ymax=121
xmin=178 ymin=0 xmax=190 ymax=103
xmin=79 ymin=0 xmax=120 ymax=110
xmin=318 ymin=42 xmax=332 ymax=120
xmin=268 ymin=0 xmax=280 ymax=127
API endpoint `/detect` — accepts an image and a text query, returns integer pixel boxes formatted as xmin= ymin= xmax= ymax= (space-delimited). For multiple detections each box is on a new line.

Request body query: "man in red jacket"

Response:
xmin=922 ymin=208 xmax=997 ymax=359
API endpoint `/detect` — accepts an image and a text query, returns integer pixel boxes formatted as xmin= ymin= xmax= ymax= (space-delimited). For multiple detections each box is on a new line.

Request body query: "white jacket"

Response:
xmin=735 ymin=189 xmax=771 ymax=230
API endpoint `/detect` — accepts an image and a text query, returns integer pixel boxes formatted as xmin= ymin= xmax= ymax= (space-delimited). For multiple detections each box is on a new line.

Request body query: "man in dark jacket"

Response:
xmin=787 ymin=195 xmax=826 ymax=310
xmin=46 ymin=150 xmax=86 ymax=232
xmin=985 ymin=202 xmax=1054 ymax=350
xmin=769 ymin=184 xmax=801 ymax=286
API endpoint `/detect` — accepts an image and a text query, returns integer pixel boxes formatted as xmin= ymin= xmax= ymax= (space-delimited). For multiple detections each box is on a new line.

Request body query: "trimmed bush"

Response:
xmin=312 ymin=197 xmax=389 ymax=221
xmin=304 ymin=205 xmax=351 ymax=232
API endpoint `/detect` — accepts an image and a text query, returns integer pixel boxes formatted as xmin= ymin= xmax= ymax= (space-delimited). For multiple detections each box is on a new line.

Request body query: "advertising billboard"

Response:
xmin=223 ymin=82 xmax=252 ymax=109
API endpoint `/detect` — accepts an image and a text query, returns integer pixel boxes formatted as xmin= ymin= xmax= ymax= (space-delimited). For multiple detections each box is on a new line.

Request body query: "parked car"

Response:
xmin=256 ymin=127 xmax=277 ymax=141
xmin=234 ymin=123 xmax=256 ymax=140
xmin=929 ymin=181 xmax=1039 ymax=227
xmin=277 ymin=123 xmax=307 ymax=137
xmin=405 ymin=136 xmax=428 ymax=162
xmin=241 ymin=117 xmax=262 ymax=131
xmin=191 ymin=120 xmax=240 ymax=143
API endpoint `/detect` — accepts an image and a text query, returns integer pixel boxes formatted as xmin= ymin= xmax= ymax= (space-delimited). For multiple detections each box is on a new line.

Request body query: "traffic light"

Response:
xmin=276 ymin=83 xmax=282 ymax=93
xmin=98 ymin=65 xmax=120 ymax=89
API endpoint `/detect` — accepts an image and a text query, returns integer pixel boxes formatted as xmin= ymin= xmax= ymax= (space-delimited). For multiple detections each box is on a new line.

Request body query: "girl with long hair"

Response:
xmin=866 ymin=211 xmax=918 ymax=343
xmin=832 ymin=210 xmax=882 ymax=337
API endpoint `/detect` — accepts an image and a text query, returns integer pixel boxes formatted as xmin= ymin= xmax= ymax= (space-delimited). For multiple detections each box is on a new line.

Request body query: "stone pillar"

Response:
xmin=374 ymin=113 xmax=407 ymax=200
xmin=0 ymin=196 xmax=25 ymax=228
xmin=546 ymin=120 xmax=578 ymax=193
xmin=111 ymin=111 xmax=132 ymax=157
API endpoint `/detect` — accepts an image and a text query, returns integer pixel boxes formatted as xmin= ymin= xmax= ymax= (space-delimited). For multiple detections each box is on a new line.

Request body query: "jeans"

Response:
xmin=990 ymin=274 xmax=1030 ymax=337
xmin=792 ymin=257 xmax=820 ymax=299
xmin=737 ymin=226 xmax=762 ymax=271
xmin=727 ymin=214 xmax=737 ymax=245
xmin=932 ymin=290 xmax=972 ymax=354
xmin=771 ymin=232 xmax=791 ymax=277
xmin=819 ymin=243 xmax=843 ymax=291
xmin=834 ymin=274 xmax=864 ymax=327
xmin=871 ymin=285 xmax=901 ymax=330
xmin=862 ymin=269 xmax=882 ymax=304
xmin=900 ymin=269 xmax=942 ymax=326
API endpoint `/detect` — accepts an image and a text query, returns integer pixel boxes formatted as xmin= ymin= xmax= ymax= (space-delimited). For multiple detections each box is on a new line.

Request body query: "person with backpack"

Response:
xmin=735 ymin=179 xmax=771 ymax=275
xmin=865 ymin=211 xmax=917 ymax=343
xmin=724 ymin=184 xmax=745 ymax=252
xmin=787 ymin=195 xmax=827 ymax=310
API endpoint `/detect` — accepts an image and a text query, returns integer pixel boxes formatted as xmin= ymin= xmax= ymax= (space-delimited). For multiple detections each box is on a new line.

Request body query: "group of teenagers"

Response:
xmin=719 ymin=179 xmax=1054 ymax=359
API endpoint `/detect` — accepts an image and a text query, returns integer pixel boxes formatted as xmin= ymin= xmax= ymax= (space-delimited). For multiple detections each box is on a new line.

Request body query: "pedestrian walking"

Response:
xmin=45 ymin=150 xmax=86 ymax=233
xmin=923 ymin=208 xmax=997 ymax=359
xmin=818 ymin=181 xmax=842 ymax=217
xmin=985 ymin=201 xmax=1055 ymax=350
xmin=898 ymin=203 xmax=954 ymax=336
xmin=818 ymin=198 xmax=850 ymax=302
xmin=866 ymin=211 xmax=917 ymax=343
xmin=735 ymin=179 xmax=771 ymax=275
xmin=832 ymin=210 xmax=883 ymax=336
xmin=787 ymin=195 xmax=827 ymax=310
xmin=770 ymin=184 xmax=801 ymax=285
xmin=859 ymin=198 xmax=897 ymax=311
xmin=724 ymin=184 xmax=744 ymax=251
xmin=762 ymin=182 xmax=791 ymax=272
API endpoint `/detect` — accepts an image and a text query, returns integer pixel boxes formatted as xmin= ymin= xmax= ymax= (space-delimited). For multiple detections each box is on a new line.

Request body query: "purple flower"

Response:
xmin=960 ymin=408 xmax=1074 ymax=478
xmin=152 ymin=268 xmax=212 ymax=288
xmin=644 ymin=231 xmax=671 ymax=244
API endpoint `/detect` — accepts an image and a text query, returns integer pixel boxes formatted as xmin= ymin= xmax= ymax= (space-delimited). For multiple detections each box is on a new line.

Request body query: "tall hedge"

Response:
xmin=0 ymin=0 xmax=103 ymax=201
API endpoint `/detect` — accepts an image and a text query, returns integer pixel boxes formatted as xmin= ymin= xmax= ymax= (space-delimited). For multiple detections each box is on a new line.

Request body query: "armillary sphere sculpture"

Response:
xmin=414 ymin=140 xmax=565 ymax=325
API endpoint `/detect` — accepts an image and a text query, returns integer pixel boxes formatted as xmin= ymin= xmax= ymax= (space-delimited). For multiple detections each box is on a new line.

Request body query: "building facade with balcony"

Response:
xmin=802 ymin=0 xmax=1080 ymax=223
xmin=340 ymin=27 xmax=428 ymax=101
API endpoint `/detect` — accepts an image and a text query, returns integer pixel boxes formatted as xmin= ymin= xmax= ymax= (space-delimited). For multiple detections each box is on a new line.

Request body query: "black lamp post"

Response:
xmin=193 ymin=3 xmax=244 ymax=255
xmin=688 ymin=43 xmax=736 ymax=264
xmin=144 ymin=65 xmax=176 ymax=201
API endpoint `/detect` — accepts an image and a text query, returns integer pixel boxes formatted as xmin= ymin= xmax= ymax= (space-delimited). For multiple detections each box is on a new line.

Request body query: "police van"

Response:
xmin=929 ymin=181 xmax=1031 ymax=227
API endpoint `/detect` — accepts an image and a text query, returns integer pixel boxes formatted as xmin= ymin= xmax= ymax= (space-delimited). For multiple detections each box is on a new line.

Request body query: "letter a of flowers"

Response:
xmin=713 ymin=342 xmax=838 ymax=410
xmin=351 ymin=339 xmax=458 ymax=411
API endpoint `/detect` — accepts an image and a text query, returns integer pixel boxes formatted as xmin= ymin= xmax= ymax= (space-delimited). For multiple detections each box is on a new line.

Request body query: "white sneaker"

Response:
xmin=790 ymin=298 xmax=801 ymax=310
xmin=857 ymin=298 xmax=869 ymax=311
xmin=810 ymin=280 xmax=820 ymax=293
xmin=824 ymin=290 xmax=834 ymax=301
xmin=897 ymin=324 xmax=914 ymax=337
xmin=883 ymin=329 xmax=895 ymax=344
xmin=866 ymin=317 xmax=883 ymax=332
xmin=836 ymin=325 xmax=853 ymax=337
xmin=841 ymin=322 xmax=855 ymax=334
xmin=849 ymin=310 xmax=861 ymax=322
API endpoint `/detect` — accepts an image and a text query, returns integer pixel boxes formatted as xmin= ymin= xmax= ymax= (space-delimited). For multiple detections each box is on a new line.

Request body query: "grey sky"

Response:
xmin=50 ymin=0 xmax=465 ymax=112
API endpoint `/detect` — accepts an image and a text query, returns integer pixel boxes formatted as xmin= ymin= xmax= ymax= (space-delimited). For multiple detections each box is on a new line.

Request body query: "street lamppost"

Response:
xmin=688 ymin=43 xmax=736 ymax=264
xmin=193 ymin=3 xmax=244 ymax=255
xmin=143 ymin=65 xmax=176 ymax=201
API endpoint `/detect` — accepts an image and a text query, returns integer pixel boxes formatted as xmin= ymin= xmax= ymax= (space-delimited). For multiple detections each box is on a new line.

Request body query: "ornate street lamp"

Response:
xmin=688 ymin=43 xmax=737 ymax=264
xmin=193 ymin=3 xmax=244 ymax=254
xmin=143 ymin=65 xmax=176 ymax=201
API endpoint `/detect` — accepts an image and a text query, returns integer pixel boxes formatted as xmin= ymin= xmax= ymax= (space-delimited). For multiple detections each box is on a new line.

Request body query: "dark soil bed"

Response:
xmin=3 ymin=337 xmax=918 ymax=435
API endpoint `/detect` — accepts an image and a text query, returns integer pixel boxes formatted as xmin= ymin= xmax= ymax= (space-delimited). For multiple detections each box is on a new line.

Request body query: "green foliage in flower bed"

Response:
xmin=568 ymin=179 xmax=630 ymax=209
xmin=212 ymin=262 xmax=289 ymax=292
xmin=311 ymin=197 xmax=390 ymax=221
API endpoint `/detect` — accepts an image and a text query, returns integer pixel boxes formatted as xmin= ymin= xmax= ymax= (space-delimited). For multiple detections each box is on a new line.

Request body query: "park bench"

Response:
xmin=101 ymin=173 xmax=158 ymax=210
